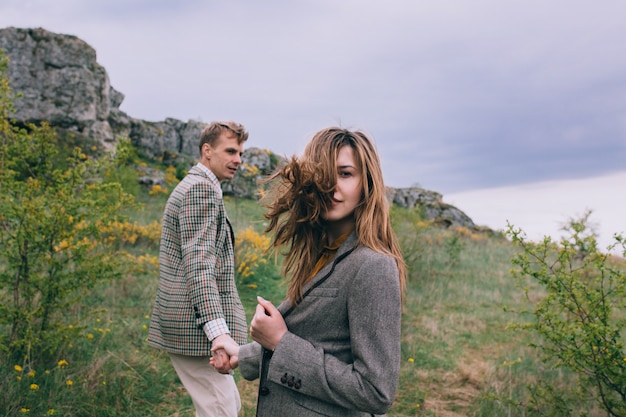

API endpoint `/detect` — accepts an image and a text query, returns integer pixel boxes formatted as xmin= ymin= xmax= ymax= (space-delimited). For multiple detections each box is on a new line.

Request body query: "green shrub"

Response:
xmin=0 ymin=125 xmax=137 ymax=365
xmin=507 ymin=212 xmax=626 ymax=416
xmin=0 ymin=50 xmax=138 ymax=368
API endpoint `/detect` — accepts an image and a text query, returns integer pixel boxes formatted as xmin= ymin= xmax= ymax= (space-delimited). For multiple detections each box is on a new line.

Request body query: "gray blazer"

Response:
xmin=238 ymin=231 xmax=402 ymax=416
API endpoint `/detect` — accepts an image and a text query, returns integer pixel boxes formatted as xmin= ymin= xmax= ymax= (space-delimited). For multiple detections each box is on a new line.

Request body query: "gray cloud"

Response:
xmin=2 ymin=0 xmax=626 ymax=193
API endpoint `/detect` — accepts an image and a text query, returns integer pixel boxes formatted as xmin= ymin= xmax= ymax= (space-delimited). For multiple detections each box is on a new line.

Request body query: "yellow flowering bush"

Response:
xmin=148 ymin=184 xmax=168 ymax=196
xmin=164 ymin=165 xmax=178 ymax=186
xmin=240 ymin=163 xmax=259 ymax=178
xmin=98 ymin=220 xmax=161 ymax=249
xmin=235 ymin=227 xmax=271 ymax=284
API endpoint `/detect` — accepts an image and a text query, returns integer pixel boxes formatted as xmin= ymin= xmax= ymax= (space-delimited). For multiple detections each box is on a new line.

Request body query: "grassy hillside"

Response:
xmin=143 ymin=194 xmax=534 ymax=416
xmin=2 ymin=181 xmax=620 ymax=416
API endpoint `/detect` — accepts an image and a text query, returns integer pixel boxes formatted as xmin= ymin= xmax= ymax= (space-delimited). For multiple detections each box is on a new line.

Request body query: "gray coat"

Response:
xmin=238 ymin=231 xmax=402 ymax=416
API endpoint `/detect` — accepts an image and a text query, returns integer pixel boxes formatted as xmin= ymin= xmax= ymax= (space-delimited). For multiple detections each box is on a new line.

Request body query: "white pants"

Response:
xmin=169 ymin=353 xmax=241 ymax=417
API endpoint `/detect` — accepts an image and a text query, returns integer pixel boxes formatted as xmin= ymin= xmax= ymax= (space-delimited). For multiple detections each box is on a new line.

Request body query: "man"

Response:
xmin=148 ymin=121 xmax=249 ymax=417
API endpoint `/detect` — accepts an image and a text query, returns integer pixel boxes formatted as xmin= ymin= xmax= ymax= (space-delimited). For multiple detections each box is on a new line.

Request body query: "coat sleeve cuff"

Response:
xmin=203 ymin=318 xmax=230 ymax=341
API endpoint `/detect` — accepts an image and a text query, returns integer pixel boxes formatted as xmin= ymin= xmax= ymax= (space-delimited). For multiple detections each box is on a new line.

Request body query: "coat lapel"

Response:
xmin=279 ymin=230 xmax=359 ymax=318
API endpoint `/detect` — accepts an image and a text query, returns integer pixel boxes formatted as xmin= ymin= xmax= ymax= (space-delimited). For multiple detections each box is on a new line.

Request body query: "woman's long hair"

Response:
xmin=263 ymin=127 xmax=407 ymax=305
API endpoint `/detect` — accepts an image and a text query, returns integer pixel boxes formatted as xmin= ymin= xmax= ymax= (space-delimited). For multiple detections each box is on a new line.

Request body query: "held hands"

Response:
xmin=250 ymin=296 xmax=287 ymax=351
xmin=210 ymin=296 xmax=287 ymax=374
xmin=210 ymin=333 xmax=240 ymax=374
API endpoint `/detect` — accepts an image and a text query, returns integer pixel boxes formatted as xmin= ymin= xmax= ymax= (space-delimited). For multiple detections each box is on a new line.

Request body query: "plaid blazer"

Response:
xmin=148 ymin=165 xmax=247 ymax=356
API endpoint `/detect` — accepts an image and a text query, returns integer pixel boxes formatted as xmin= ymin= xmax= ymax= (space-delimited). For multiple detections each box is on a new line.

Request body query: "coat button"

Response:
xmin=294 ymin=379 xmax=301 ymax=389
xmin=280 ymin=373 xmax=288 ymax=384
xmin=259 ymin=386 xmax=270 ymax=396
xmin=287 ymin=376 xmax=295 ymax=387
xmin=193 ymin=306 xmax=199 ymax=311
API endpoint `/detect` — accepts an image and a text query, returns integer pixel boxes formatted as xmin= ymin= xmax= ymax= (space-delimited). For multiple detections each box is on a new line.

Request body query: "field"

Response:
xmin=1 ymin=185 xmax=622 ymax=416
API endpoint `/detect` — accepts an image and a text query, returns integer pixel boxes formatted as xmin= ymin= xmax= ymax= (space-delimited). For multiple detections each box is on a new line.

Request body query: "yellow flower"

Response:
xmin=57 ymin=359 xmax=69 ymax=368
xmin=408 ymin=358 xmax=415 ymax=363
xmin=57 ymin=239 xmax=71 ymax=251
xmin=48 ymin=409 xmax=55 ymax=415
xmin=16 ymin=376 xmax=22 ymax=381
xmin=66 ymin=379 xmax=74 ymax=386
xmin=14 ymin=365 xmax=23 ymax=372
xmin=28 ymin=370 xmax=35 ymax=377
xmin=20 ymin=408 xmax=29 ymax=413
xmin=87 ymin=333 xmax=94 ymax=339
xmin=30 ymin=384 xmax=39 ymax=390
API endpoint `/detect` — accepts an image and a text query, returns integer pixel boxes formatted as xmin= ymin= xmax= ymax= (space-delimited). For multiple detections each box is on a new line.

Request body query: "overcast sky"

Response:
xmin=1 ymin=0 xmax=625 ymax=248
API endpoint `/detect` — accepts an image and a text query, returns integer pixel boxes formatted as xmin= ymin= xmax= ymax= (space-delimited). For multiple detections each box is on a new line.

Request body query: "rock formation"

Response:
xmin=389 ymin=187 xmax=479 ymax=229
xmin=0 ymin=26 xmax=482 ymax=230
xmin=0 ymin=27 xmax=116 ymax=145
xmin=0 ymin=27 xmax=207 ymax=159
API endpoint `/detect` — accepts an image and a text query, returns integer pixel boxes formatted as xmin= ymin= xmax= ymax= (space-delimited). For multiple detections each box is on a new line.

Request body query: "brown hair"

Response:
xmin=198 ymin=121 xmax=248 ymax=155
xmin=263 ymin=127 xmax=407 ymax=305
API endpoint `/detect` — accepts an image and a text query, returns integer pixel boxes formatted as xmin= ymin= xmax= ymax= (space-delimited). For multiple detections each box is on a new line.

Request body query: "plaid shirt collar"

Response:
xmin=196 ymin=163 xmax=222 ymax=198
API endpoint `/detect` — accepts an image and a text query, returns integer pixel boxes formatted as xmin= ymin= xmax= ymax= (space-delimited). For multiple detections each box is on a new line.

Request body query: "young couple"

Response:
xmin=149 ymin=122 xmax=406 ymax=417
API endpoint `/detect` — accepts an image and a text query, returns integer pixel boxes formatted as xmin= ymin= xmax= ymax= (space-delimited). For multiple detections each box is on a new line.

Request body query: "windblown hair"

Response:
xmin=263 ymin=127 xmax=407 ymax=305
xmin=198 ymin=121 xmax=249 ymax=154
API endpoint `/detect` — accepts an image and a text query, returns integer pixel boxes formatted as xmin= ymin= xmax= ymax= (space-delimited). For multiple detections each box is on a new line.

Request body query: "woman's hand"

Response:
xmin=250 ymin=296 xmax=287 ymax=351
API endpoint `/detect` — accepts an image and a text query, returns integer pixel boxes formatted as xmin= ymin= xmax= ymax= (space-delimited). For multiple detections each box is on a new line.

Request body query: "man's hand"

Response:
xmin=210 ymin=333 xmax=240 ymax=374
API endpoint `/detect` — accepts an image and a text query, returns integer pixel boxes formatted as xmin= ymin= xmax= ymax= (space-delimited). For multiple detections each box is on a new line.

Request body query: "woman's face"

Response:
xmin=322 ymin=145 xmax=363 ymax=227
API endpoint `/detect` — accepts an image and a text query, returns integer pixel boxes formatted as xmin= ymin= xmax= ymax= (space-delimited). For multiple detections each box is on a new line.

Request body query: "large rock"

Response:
xmin=0 ymin=26 xmax=209 ymax=156
xmin=0 ymin=27 xmax=116 ymax=144
xmin=387 ymin=187 xmax=477 ymax=229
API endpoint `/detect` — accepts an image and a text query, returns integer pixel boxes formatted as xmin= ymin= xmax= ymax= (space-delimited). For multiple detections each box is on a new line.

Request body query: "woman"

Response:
xmin=212 ymin=127 xmax=407 ymax=416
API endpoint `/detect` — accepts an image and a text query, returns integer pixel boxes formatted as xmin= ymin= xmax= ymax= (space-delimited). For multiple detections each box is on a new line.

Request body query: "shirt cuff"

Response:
xmin=203 ymin=318 xmax=230 ymax=341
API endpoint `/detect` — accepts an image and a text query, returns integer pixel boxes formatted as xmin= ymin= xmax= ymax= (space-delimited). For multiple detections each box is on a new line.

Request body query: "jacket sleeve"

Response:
xmin=238 ymin=341 xmax=263 ymax=380
xmin=179 ymin=181 xmax=225 ymax=327
xmin=266 ymin=254 xmax=402 ymax=415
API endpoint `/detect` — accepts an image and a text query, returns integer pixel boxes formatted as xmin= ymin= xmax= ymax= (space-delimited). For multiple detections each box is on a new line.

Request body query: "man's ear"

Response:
xmin=202 ymin=143 xmax=212 ymax=159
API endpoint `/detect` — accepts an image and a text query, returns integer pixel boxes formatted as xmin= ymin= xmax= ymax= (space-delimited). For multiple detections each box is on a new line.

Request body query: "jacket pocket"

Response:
xmin=308 ymin=287 xmax=339 ymax=298
xmin=294 ymin=395 xmax=358 ymax=416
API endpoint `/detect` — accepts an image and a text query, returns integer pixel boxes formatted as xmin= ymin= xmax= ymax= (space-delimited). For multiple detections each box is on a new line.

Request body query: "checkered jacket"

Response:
xmin=148 ymin=165 xmax=247 ymax=356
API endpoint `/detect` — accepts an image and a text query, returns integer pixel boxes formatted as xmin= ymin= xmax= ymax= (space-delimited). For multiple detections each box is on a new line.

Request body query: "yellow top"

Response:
xmin=309 ymin=229 xmax=353 ymax=279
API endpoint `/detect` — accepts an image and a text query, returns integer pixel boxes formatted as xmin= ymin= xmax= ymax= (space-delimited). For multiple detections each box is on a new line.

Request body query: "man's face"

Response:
xmin=202 ymin=132 xmax=244 ymax=181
